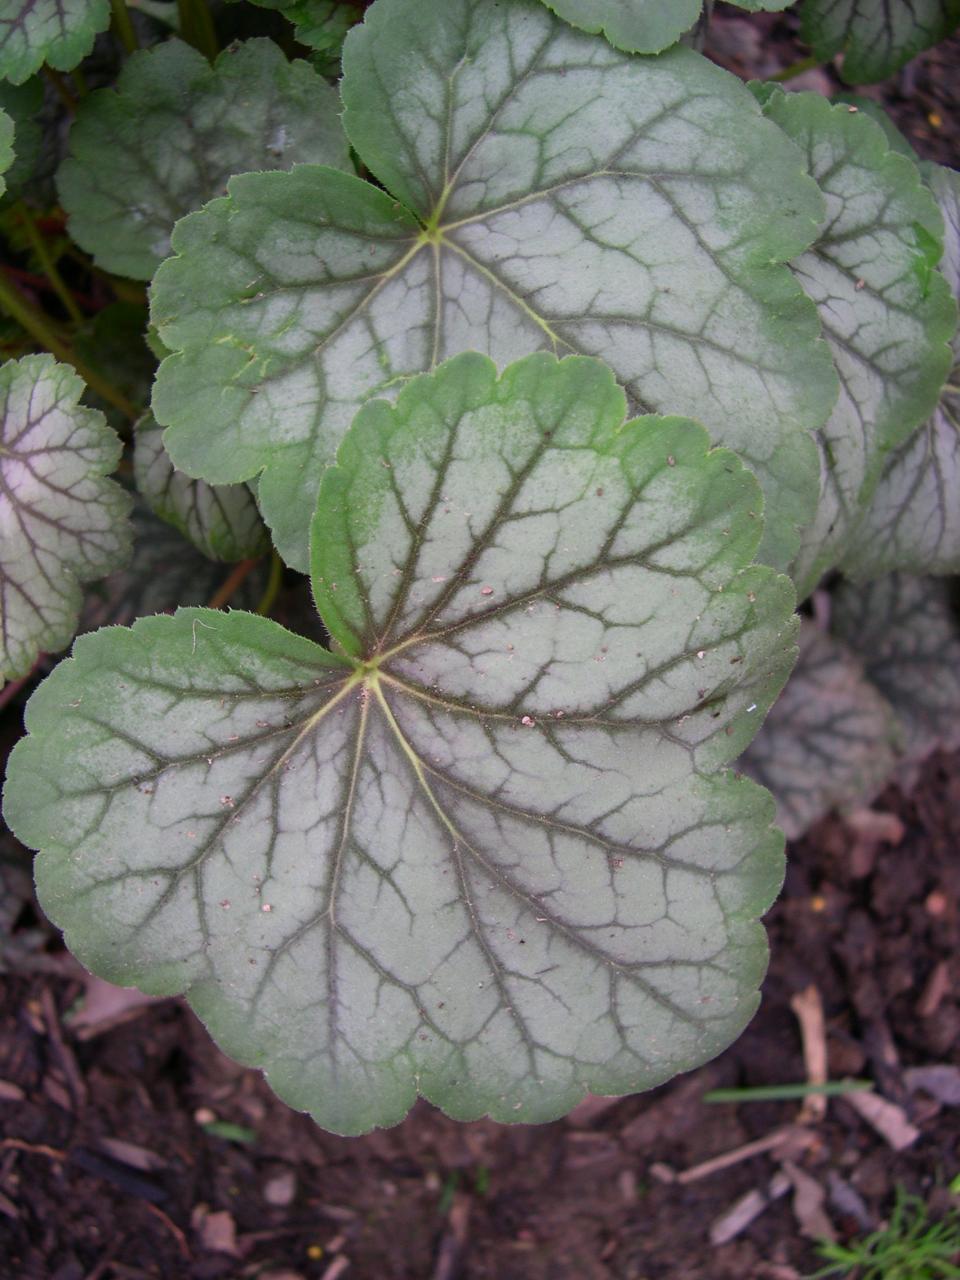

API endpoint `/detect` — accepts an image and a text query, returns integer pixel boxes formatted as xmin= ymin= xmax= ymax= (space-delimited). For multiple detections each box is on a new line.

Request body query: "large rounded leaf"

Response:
xmin=801 ymin=0 xmax=960 ymax=84
xmin=0 ymin=356 xmax=131 ymax=680
xmin=755 ymin=91 xmax=956 ymax=597
xmin=843 ymin=165 xmax=960 ymax=579
xmin=57 ymin=39 xmax=352 ymax=281
xmin=151 ymin=0 xmax=833 ymax=574
xmin=5 ymin=353 xmax=797 ymax=1134
xmin=0 ymin=1 xmax=110 ymax=85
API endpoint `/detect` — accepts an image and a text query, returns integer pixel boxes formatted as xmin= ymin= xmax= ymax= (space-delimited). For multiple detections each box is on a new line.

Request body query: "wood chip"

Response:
xmin=904 ymin=1064 xmax=960 ymax=1106
xmin=917 ymin=961 xmax=951 ymax=1018
xmin=263 ymin=1169 xmax=297 ymax=1207
xmin=827 ymin=1170 xmax=873 ymax=1231
xmin=98 ymin=1137 xmax=168 ymax=1172
xmin=320 ymin=1258 xmax=350 ymax=1280
xmin=790 ymin=985 xmax=828 ymax=1123
xmin=195 ymin=1208 xmax=240 ymax=1257
xmin=843 ymin=1090 xmax=920 ymax=1150
xmin=0 ymin=1080 xmax=25 ymax=1102
xmin=709 ymin=1170 xmax=791 ymax=1245
xmin=782 ymin=1160 xmax=835 ymax=1242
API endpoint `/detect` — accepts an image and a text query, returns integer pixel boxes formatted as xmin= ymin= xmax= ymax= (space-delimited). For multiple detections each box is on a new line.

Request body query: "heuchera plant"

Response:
xmin=0 ymin=0 xmax=958 ymax=1134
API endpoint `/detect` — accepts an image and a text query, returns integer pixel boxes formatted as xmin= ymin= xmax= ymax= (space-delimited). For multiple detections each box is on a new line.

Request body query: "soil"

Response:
xmin=1 ymin=8 xmax=959 ymax=1280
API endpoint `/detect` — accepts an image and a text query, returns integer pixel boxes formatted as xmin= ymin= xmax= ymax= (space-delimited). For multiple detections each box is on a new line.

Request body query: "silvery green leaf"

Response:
xmin=843 ymin=165 xmax=960 ymax=579
xmin=0 ymin=355 xmax=132 ymax=680
xmin=832 ymin=573 xmax=960 ymax=781
xmin=535 ymin=1 xmax=792 ymax=53
xmin=5 ymin=352 xmax=797 ymax=1134
xmin=151 ymin=0 xmax=833 ymax=574
xmin=134 ymin=415 xmax=270 ymax=563
xmin=57 ymin=38 xmax=352 ymax=281
xmin=801 ymin=0 xmax=960 ymax=84
xmin=739 ymin=622 xmax=900 ymax=839
xmin=756 ymin=90 xmax=955 ymax=598
xmin=0 ymin=1 xmax=110 ymax=85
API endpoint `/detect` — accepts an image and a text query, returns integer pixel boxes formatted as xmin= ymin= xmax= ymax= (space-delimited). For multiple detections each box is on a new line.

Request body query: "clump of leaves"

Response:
xmin=4 ymin=352 xmax=797 ymax=1132
xmin=0 ymin=0 xmax=958 ymax=1133
xmin=810 ymin=1186 xmax=960 ymax=1280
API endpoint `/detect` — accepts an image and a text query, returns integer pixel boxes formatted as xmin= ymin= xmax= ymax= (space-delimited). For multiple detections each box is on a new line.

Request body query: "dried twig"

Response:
xmin=790 ymin=985 xmax=828 ymax=1122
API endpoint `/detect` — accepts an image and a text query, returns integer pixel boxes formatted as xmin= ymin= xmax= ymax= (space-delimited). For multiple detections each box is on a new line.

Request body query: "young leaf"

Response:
xmin=801 ymin=0 xmax=960 ymax=84
xmin=0 ymin=355 xmax=132 ymax=680
xmin=151 ymin=0 xmax=834 ymax=574
xmin=0 ymin=1 xmax=111 ymax=86
xmin=534 ymin=1 xmax=792 ymax=54
xmin=57 ymin=38 xmax=352 ymax=281
xmin=755 ymin=91 xmax=956 ymax=597
xmin=5 ymin=352 xmax=797 ymax=1134
xmin=739 ymin=622 xmax=900 ymax=839
xmin=843 ymin=165 xmax=960 ymax=579
xmin=832 ymin=574 xmax=960 ymax=779
xmin=134 ymin=415 xmax=270 ymax=562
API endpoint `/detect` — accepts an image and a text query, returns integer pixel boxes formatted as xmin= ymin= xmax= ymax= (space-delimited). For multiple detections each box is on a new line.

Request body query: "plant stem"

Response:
xmin=15 ymin=202 xmax=84 ymax=326
xmin=0 ymin=656 xmax=45 ymax=712
xmin=176 ymin=0 xmax=218 ymax=62
xmin=255 ymin=551 xmax=284 ymax=617
xmin=71 ymin=65 xmax=88 ymax=97
xmin=208 ymin=559 xmax=258 ymax=610
xmin=110 ymin=0 xmax=140 ymax=54
xmin=42 ymin=67 xmax=77 ymax=112
xmin=770 ymin=55 xmax=820 ymax=82
xmin=0 ymin=270 xmax=138 ymax=421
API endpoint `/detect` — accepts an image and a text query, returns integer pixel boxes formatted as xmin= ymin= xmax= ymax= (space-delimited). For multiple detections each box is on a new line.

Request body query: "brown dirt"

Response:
xmin=2 ymin=9 xmax=959 ymax=1280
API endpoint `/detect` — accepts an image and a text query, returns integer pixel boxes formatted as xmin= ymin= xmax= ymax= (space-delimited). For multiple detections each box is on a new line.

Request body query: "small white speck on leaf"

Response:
xmin=261 ymin=903 xmax=272 ymax=913
xmin=521 ymin=715 xmax=535 ymax=727
xmin=432 ymin=575 xmax=446 ymax=583
xmin=480 ymin=585 xmax=494 ymax=596
xmin=696 ymin=650 xmax=706 ymax=659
